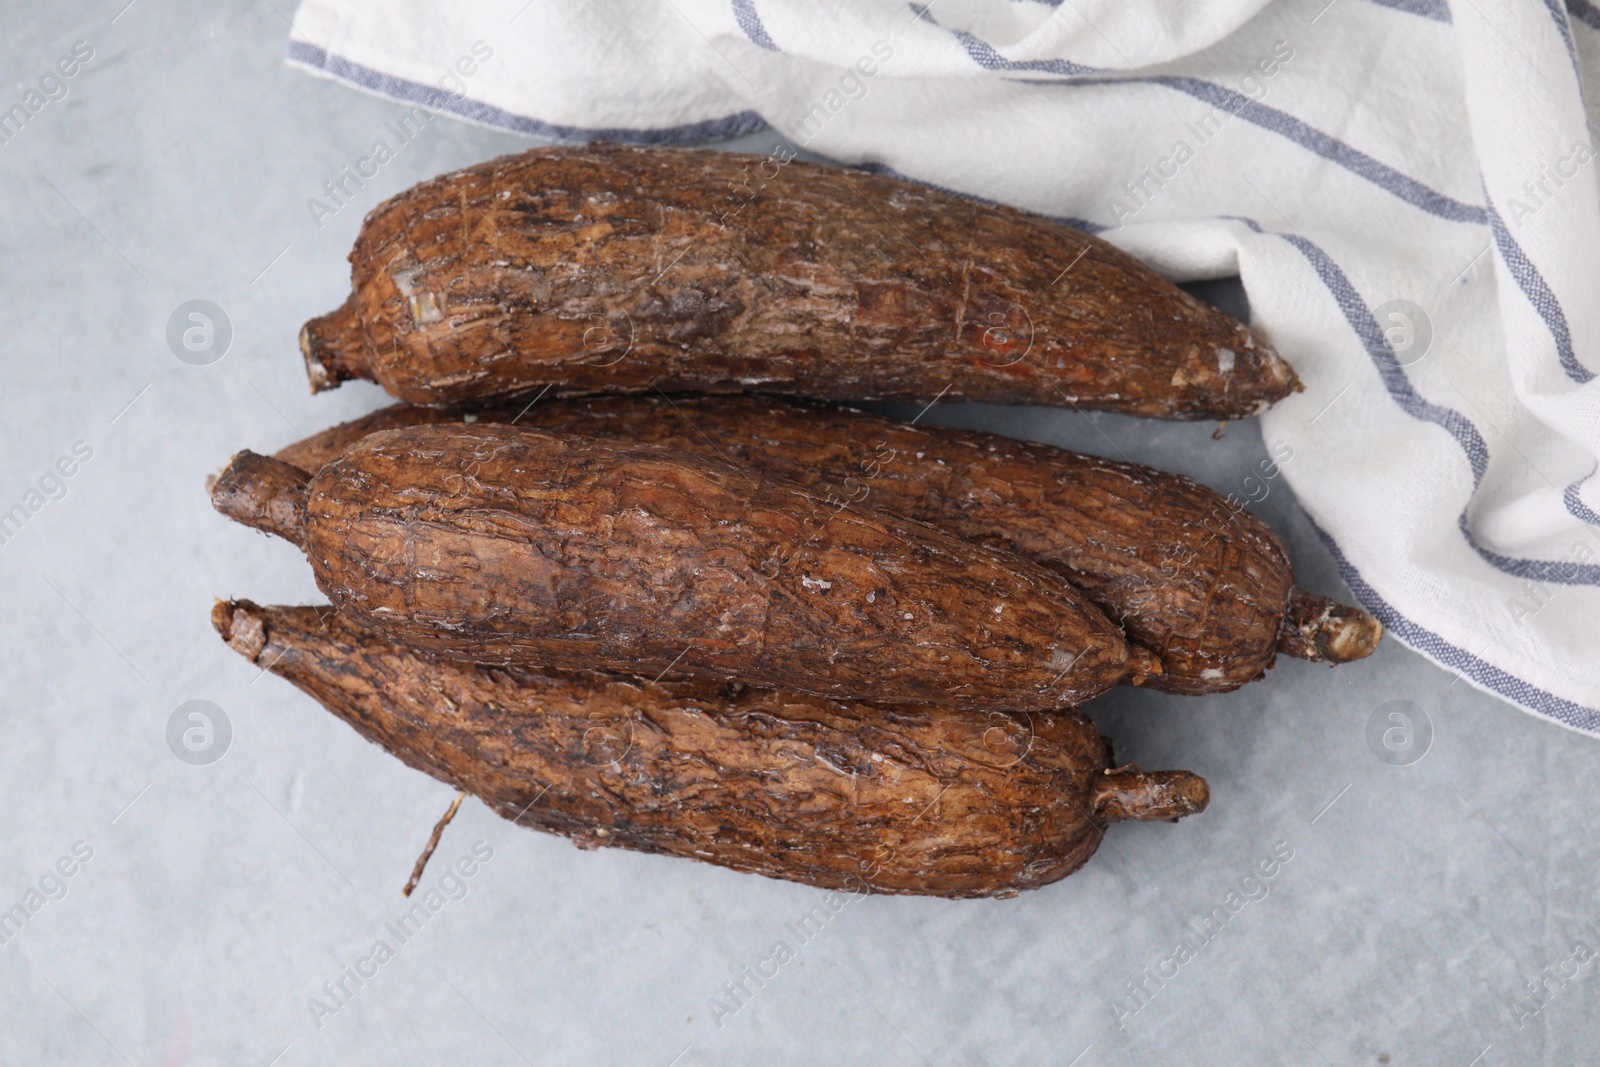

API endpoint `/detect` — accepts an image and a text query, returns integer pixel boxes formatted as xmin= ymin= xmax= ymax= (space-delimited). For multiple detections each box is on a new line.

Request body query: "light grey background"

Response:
xmin=2 ymin=3 xmax=1594 ymax=1065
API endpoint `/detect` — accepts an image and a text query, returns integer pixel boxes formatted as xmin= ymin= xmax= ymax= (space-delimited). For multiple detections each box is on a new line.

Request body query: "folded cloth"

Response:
xmin=288 ymin=0 xmax=1600 ymax=734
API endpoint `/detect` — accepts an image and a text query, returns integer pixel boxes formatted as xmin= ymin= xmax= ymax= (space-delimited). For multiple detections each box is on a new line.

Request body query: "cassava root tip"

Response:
xmin=1093 ymin=767 xmax=1210 ymax=823
xmin=1277 ymin=588 xmax=1384 ymax=664
xmin=210 ymin=451 xmax=312 ymax=546
xmin=211 ymin=598 xmax=268 ymax=661
xmin=301 ymin=294 xmax=370 ymax=393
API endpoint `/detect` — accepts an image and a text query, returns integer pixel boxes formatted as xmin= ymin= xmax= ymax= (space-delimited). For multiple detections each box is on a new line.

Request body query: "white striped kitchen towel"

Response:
xmin=287 ymin=0 xmax=1600 ymax=734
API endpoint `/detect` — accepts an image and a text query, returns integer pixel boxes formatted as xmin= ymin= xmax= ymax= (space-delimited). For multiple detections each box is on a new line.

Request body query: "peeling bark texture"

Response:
xmin=223 ymin=424 xmax=1142 ymax=710
xmin=300 ymin=144 xmax=1299 ymax=420
xmin=214 ymin=600 xmax=1207 ymax=898
xmin=274 ymin=397 xmax=1382 ymax=693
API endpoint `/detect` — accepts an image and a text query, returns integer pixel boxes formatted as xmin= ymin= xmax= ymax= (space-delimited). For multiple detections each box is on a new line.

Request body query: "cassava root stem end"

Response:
xmin=209 ymin=452 xmax=311 ymax=546
xmin=1277 ymin=588 xmax=1384 ymax=664
xmin=1093 ymin=768 xmax=1211 ymax=823
xmin=212 ymin=598 xmax=267 ymax=661
xmin=301 ymin=294 xmax=369 ymax=393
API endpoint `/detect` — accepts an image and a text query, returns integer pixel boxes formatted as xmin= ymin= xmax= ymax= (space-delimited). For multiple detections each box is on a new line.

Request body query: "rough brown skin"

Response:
xmin=301 ymin=144 xmax=1299 ymax=419
xmin=213 ymin=425 xmax=1154 ymax=711
xmin=273 ymin=397 xmax=1383 ymax=693
xmin=214 ymin=600 xmax=1207 ymax=898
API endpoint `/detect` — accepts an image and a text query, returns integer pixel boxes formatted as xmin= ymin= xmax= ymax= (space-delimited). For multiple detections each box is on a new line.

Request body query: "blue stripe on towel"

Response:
xmin=730 ymin=0 xmax=780 ymax=51
xmin=1459 ymin=513 xmax=1600 ymax=584
xmin=1572 ymin=0 xmax=1600 ymax=31
xmin=1226 ymin=215 xmax=1600 ymax=586
xmin=1308 ymin=516 xmax=1600 ymax=734
xmin=1485 ymin=199 xmax=1595 ymax=384
xmin=918 ymin=13 xmax=1103 ymax=76
xmin=1365 ymin=0 xmax=1452 ymax=22
xmin=285 ymin=40 xmax=769 ymax=145
xmin=909 ymin=8 xmax=1486 ymax=225
xmin=1147 ymin=76 xmax=1486 ymax=224
xmin=1566 ymin=471 xmax=1600 ymax=526
xmin=1544 ymin=0 xmax=1585 ymax=77
xmin=1225 ymin=217 xmax=1490 ymax=482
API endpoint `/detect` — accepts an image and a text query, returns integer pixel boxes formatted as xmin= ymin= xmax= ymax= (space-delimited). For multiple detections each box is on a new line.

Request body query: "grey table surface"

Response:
xmin=3 ymin=3 xmax=1596 ymax=1065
